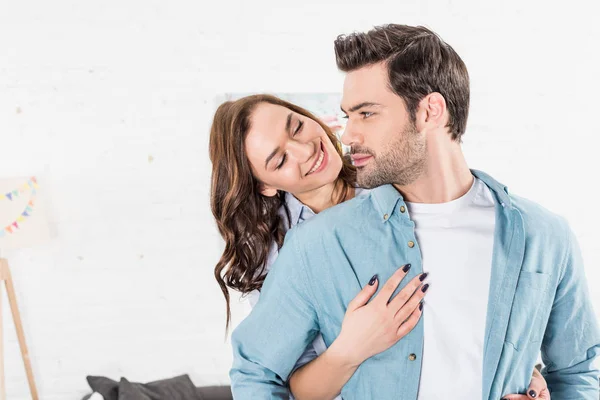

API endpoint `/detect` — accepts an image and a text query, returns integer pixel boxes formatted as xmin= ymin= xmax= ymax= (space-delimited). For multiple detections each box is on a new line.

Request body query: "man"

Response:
xmin=230 ymin=24 xmax=600 ymax=399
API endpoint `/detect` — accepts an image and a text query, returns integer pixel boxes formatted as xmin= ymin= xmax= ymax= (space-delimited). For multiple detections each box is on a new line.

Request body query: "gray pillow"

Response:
xmin=86 ymin=374 xmax=201 ymax=400
xmin=195 ymin=386 xmax=233 ymax=400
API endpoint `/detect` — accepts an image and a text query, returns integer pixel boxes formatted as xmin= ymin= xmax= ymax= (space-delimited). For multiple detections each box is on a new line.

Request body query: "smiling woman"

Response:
xmin=209 ymin=94 xmax=356 ymax=331
xmin=244 ymin=101 xmax=342 ymax=198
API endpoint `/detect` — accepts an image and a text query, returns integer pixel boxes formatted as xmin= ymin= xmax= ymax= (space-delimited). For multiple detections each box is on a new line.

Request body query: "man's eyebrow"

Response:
xmin=265 ymin=146 xmax=280 ymax=169
xmin=340 ymin=102 xmax=381 ymax=114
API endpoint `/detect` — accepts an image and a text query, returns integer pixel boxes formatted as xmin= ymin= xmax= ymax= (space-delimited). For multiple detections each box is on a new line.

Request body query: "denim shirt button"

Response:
xmin=408 ymin=353 xmax=417 ymax=361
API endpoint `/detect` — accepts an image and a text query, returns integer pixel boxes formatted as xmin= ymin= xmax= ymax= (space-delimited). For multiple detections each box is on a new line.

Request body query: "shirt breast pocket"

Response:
xmin=504 ymin=270 xmax=551 ymax=351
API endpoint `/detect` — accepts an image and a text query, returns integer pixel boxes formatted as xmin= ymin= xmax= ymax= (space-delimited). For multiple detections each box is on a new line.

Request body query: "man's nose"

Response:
xmin=341 ymin=120 xmax=362 ymax=147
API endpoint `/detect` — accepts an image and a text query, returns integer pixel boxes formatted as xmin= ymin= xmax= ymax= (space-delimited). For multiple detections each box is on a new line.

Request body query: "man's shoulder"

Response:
xmin=510 ymin=194 xmax=570 ymax=240
xmin=474 ymin=169 xmax=571 ymax=239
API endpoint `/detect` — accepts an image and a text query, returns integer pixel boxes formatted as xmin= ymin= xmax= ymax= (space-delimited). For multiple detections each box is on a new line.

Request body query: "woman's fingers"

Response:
xmin=396 ymin=302 xmax=423 ymax=338
xmin=392 ymin=283 xmax=427 ymax=325
xmin=526 ymin=368 xmax=549 ymax=399
xmin=535 ymin=390 xmax=550 ymax=400
xmin=373 ymin=264 xmax=412 ymax=306
xmin=388 ymin=272 xmax=429 ymax=314
xmin=347 ymin=274 xmax=379 ymax=312
xmin=501 ymin=368 xmax=551 ymax=400
xmin=501 ymin=392 xmax=550 ymax=400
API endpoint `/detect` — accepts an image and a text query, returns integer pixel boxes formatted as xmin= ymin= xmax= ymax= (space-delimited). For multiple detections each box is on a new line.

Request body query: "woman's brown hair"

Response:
xmin=209 ymin=94 xmax=356 ymax=332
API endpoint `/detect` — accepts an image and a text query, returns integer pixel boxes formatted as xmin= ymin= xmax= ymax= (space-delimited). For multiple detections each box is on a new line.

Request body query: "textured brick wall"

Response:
xmin=1 ymin=0 xmax=598 ymax=398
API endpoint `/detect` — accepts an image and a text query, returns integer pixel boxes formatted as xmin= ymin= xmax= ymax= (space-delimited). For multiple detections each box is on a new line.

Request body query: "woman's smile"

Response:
xmin=306 ymin=141 xmax=329 ymax=176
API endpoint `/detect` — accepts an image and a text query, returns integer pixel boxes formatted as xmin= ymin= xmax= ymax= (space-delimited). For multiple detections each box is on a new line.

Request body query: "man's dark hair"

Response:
xmin=335 ymin=24 xmax=470 ymax=141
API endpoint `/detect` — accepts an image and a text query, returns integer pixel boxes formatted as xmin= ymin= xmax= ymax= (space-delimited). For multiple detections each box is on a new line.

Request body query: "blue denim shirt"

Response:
xmin=246 ymin=189 xmax=370 ymax=400
xmin=230 ymin=170 xmax=600 ymax=399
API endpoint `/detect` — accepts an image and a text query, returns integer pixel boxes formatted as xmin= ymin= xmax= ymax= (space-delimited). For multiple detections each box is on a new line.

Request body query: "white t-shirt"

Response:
xmin=407 ymin=177 xmax=496 ymax=399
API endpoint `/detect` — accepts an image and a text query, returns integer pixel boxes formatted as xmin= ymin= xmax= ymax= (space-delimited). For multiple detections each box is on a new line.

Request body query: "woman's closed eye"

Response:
xmin=276 ymin=153 xmax=287 ymax=170
xmin=294 ymin=120 xmax=304 ymax=136
xmin=276 ymin=120 xmax=304 ymax=169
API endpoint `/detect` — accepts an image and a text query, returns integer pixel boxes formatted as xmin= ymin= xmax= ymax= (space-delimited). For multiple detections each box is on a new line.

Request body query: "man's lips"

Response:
xmin=351 ymin=154 xmax=373 ymax=167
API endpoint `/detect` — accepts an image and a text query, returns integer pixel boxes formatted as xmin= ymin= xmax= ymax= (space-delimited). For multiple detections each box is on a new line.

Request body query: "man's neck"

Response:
xmin=395 ymin=141 xmax=473 ymax=204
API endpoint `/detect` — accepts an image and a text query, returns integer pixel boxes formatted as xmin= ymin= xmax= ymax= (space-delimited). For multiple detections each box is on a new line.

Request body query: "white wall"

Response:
xmin=1 ymin=0 xmax=599 ymax=398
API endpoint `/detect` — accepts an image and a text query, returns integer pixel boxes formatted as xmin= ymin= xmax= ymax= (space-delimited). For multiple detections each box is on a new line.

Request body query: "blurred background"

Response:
xmin=1 ymin=0 xmax=599 ymax=398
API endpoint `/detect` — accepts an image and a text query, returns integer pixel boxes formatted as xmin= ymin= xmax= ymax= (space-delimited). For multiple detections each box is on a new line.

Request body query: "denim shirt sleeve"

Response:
xmin=247 ymin=287 xmax=320 ymax=400
xmin=230 ymin=230 xmax=320 ymax=399
xmin=247 ymin=242 xmax=321 ymax=375
xmin=541 ymin=221 xmax=600 ymax=398
xmin=246 ymin=239 xmax=279 ymax=309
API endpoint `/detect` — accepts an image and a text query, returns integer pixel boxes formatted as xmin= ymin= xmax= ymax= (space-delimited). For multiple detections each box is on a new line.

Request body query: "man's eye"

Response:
xmin=342 ymin=112 xmax=373 ymax=119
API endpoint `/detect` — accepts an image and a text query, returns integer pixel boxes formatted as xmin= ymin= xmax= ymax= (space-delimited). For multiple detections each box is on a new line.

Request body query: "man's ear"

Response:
xmin=415 ymin=92 xmax=447 ymax=131
xmin=260 ymin=183 xmax=278 ymax=197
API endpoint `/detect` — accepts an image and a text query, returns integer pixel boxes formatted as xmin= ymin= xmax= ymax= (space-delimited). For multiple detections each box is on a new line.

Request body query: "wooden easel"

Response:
xmin=0 ymin=258 xmax=38 ymax=400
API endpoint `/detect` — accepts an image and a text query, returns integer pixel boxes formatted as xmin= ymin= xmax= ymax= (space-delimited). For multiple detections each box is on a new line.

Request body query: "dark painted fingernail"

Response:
xmin=402 ymin=263 xmax=411 ymax=272
xmin=501 ymin=398 xmax=508 ymax=400
xmin=419 ymin=302 xmax=423 ymax=311
xmin=421 ymin=283 xmax=429 ymax=293
xmin=529 ymin=390 xmax=537 ymax=398
xmin=419 ymin=272 xmax=428 ymax=281
xmin=369 ymin=275 xmax=378 ymax=286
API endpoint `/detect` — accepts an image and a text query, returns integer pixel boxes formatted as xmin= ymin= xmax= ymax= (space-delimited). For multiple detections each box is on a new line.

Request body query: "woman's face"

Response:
xmin=245 ymin=102 xmax=343 ymax=197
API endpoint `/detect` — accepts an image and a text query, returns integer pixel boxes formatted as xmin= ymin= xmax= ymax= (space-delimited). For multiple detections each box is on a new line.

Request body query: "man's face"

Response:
xmin=341 ymin=62 xmax=427 ymax=188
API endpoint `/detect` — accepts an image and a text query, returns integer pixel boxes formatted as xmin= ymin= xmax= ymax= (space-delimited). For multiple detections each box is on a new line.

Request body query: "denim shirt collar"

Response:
xmin=284 ymin=187 xmax=372 ymax=227
xmin=284 ymin=192 xmax=316 ymax=228
xmin=471 ymin=169 xmax=512 ymax=209
xmin=370 ymin=168 xmax=513 ymax=221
